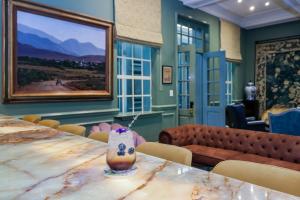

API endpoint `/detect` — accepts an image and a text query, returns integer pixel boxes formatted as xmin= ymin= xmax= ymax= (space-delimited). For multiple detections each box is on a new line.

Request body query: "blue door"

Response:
xmin=202 ymin=51 xmax=226 ymax=127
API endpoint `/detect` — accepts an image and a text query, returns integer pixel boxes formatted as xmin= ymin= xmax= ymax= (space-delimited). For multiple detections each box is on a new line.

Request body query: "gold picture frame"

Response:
xmin=2 ymin=0 xmax=113 ymax=103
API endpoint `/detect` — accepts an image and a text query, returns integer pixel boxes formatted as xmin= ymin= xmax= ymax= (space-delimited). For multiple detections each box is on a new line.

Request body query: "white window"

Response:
xmin=117 ymin=41 xmax=152 ymax=114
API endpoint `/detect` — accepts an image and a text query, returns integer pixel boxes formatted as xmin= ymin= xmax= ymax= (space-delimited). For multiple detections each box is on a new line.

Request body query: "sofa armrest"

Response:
xmin=246 ymin=116 xmax=256 ymax=121
xmin=246 ymin=120 xmax=267 ymax=132
xmin=247 ymin=120 xmax=265 ymax=125
xmin=159 ymin=125 xmax=204 ymax=146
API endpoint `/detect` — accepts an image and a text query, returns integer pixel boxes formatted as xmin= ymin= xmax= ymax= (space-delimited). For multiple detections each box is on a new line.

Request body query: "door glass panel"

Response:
xmin=195 ymin=39 xmax=203 ymax=49
xmin=182 ymin=35 xmax=188 ymax=44
xmin=214 ymin=57 xmax=220 ymax=69
xmin=208 ymin=95 xmax=214 ymax=106
xmin=185 ymin=52 xmax=190 ymax=65
xmin=215 ymin=84 xmax=220 ymax=95
xmin=208 ymin=70 xmax=214 ymax=81
xmin=177 ymin=34 xmax=181 ymax=45
xmin=178 ymin=51 xmax=191 ymax=109
xmin=214 ymin=95 xmax=220 ymax=106
xmin=195 ymin=28 xmax=202 ymax=39
xmin=208 ymin=58 xmax=214 ymax=69
xmin=214 ymin=69 xmax=220 ymax=81
xmin=182 ymin=25 xmax=189 ymax=35
xmin=189 ymin=28 xmax=193 ymax=37
xmin=208 ymin=83 xmax=214 ymax=95
xmin=178 ymin=53 xmax=184 ymax=65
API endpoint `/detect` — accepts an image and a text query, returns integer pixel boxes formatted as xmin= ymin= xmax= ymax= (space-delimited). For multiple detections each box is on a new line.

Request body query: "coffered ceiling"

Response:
xmin=179 ymin=0 xmax=300 ymax=29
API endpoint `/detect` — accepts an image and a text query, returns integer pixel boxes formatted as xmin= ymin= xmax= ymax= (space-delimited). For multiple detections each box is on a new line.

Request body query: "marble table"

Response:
xmin=0 ymin=115 xmax=299 ymax=200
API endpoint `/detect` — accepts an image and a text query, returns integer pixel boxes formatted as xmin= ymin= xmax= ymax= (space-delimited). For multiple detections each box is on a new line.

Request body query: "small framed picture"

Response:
xmin=162 ymin=65 xmax=172 ymax=84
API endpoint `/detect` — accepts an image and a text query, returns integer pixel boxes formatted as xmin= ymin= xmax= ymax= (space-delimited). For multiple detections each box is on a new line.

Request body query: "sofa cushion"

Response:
xmin=184 ymin=145 xmax=241 ymax=166
xmin=230 ymin=153 xmax=300 ymax=171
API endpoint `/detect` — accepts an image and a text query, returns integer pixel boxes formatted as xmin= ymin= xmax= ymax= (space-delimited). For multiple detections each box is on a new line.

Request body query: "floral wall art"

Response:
xmin=255 ymin=36 xmax=300 ymax=113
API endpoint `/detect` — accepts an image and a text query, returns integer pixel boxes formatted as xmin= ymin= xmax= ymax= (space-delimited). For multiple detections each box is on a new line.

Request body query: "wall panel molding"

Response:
xmin=152 ymin=104 xmax=177 ymax=111
xmin=15 ymin=108 xmax=120 ymax=119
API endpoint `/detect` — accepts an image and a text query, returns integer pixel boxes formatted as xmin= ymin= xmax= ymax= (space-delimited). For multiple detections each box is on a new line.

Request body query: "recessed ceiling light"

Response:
xmin=249 ymin=6 xmax=255 ymax=11
xmin=237 ymin=0 xmax=243 ymax=3
xmin=265 ymin=2 xmax=270 ymax=6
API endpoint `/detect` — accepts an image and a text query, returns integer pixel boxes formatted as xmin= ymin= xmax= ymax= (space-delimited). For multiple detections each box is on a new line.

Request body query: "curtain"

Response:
xmin=115 ymin=0 xmax=163 ymax=46
xmin=220 ymin=19 xmax=242 ymax=61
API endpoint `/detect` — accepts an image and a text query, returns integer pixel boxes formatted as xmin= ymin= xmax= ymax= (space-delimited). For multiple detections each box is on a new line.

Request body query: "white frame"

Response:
xmin=117 ymin=42 xmax=152 ymax=114
xmin=226 ymin=62 xmax=233 ymax=105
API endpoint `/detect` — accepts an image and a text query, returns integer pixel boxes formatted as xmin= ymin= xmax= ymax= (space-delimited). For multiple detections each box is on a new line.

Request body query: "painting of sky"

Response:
xmin=17 ymin=10 xmax=106 ymax=49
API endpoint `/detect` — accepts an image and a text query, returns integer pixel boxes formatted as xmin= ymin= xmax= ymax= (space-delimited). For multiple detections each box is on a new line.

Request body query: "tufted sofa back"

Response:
xmin=159 ymin=125 xmax=300 ymax=164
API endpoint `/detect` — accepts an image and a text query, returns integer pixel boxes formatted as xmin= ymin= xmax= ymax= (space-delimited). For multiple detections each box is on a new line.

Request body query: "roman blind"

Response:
xmin=220 ymin=19 xmax=242 ymax=61
xmin=115 ymin=0 xmax=163 ymax=46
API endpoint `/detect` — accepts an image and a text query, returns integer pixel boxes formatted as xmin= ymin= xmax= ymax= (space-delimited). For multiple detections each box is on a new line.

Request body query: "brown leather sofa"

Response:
xmin=159 ymin=125 xmax=300 ymax=171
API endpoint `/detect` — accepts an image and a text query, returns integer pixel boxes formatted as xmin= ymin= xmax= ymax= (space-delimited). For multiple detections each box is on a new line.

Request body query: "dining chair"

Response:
xmin=136 ymin=142 xmax=192 ymax=166
xmin=38 ymin=119 xmax=60 ymax=129
xmin=22 ymin=114 xmax=42 ymax=123
xmin=212 ymin=160 xmax=300 ymax=197
xmin=88 ymin=132 xmax=109 ymax=143
xmin=57 ymin=124 xmax=86 ymax=136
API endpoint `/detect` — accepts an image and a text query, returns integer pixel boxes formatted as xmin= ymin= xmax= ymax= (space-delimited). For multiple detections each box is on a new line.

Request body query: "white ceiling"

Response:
xmin=180 ymin=0 xmax=300 ymax=29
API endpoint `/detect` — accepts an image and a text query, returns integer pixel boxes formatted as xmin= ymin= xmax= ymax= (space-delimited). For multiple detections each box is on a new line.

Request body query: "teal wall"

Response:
xmin=0 ymin=0 xmax=220 ymax=141
xmin=242 ymin=20 xmax=300 ymax=86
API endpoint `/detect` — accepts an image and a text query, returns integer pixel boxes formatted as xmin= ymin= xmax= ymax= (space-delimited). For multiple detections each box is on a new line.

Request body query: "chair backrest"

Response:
xmin=269 ymin=109 xmax=300 ymax=136
xmin=136 ymin=142 xmax=192 ymax=166
xmin=38 ymin=119 xmax=60 ymax=129
xmin=88 ymin=132 xmax=109 ymax=143
xmin=212 ymin=160 xmax=300 ymax=196
xmin=57 ymin=124 xmax=86 ymax=136
xmin=22 ymin=115 xmax=41 ymax=123
xmin=226 ymin=104 xmax=247 ymax=129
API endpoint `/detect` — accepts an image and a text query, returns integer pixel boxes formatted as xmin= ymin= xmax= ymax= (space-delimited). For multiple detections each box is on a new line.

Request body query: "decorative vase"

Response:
xmin=106 ymin=128 xmax=136 ymax=173
xmin=245 ymin=81 xmax=257 ymax=101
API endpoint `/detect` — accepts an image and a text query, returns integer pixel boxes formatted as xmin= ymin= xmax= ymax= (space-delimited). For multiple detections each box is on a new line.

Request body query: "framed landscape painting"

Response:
xmin=2 ymin=0 xmax=113 ymax=103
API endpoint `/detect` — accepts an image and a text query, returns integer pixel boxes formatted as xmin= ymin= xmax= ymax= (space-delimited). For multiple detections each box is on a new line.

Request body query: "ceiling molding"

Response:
xmin=187 ymin=0 xmax=229 ymax=8
xmin=199 ymin=4 xmax=242 ymax=25
xmin=180 ymin=0 xmax=300 ymax=29
xmin=241 ymin=7 xmax=299 ymax=29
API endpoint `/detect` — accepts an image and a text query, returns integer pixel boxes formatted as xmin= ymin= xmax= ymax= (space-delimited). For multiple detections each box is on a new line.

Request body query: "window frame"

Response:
xmin=117 ymin=41 xmax=152 ymax=114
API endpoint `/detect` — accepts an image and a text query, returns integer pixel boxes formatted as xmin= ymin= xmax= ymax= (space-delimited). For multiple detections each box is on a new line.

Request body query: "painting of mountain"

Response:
xmin=18 ymin=24 xmax=61 ymax=44
xmin=15 ymin=9 xmax=108 ymax=94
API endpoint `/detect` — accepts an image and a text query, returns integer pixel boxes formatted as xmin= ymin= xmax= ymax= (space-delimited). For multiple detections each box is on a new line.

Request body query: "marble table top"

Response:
xmin=0 ymin=115 xmax=299 ymax=200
